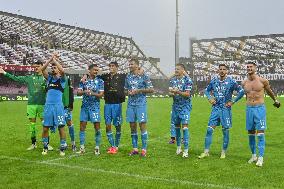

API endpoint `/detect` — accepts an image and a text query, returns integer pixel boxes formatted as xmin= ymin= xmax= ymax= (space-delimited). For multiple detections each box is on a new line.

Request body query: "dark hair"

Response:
xmin=218 ymin=64 xmax=228 ymax=69
xmin=34 ymin=60 xmax=43 ymax=65
xmin=109 ymin=61 xmax=119 ymax=67
xmin=88 ymin=64 xmax=98 ymax=70
xmin=129 ymin=58 xmax=139 ymax=66
xmin=246 ymin=61 xmax=257 ymax=66
xmin=176 ymin=63 xmax=186 ymax=70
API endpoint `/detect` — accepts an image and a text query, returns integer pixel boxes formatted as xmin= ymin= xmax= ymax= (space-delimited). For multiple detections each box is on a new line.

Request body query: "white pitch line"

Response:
xmin=42 ymin=152 xmax=93 ymax=163
xmin=0 ymin=155 xmax=245 ymax=189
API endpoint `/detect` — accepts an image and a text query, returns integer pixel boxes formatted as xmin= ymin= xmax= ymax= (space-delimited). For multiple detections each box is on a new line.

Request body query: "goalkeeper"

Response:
xmin=0 ymin=58 xmax=54 ymax=151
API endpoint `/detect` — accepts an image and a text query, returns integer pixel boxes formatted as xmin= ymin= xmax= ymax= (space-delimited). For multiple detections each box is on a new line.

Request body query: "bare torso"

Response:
xmin=242 ymin=75 xmax=266 ymax=105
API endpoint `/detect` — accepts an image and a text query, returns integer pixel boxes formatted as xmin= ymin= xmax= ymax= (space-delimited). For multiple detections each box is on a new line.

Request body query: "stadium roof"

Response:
xmin=191 ymin=33 xmax=284 ymax=62
xmin=0 ymin=11 xmax=167 ymax=78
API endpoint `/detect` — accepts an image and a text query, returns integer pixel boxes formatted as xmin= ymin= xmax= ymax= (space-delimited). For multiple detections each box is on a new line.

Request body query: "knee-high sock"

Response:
xmin=95 ymin=129 xmax=101 ymax=147
xmin=60 ymin=138 xmax=67 ymax=151
xmin=183 ymin=127 xmax=189 ymax=150
xmin=141 ymin=131 xmax=148 ymax=150
xmin=175 ymin=127 xmax=181 ymax=147
xmin=68 ymin=125 xmax=75 ymax=143
xmin=170 ymin=122 xmax=176 ymax=138
xmin=42 ymin=137 xmax=48 ymax=149
xmin=205 ymin=127 xmax=214 ymax=150
xmin=131 ymin=132 xmax=138 ymax=149
xmin=257 ymin=133 xmax=265 ymax=157
xmin=106 ymin=131 xmax=115 ymax=147
xmin=115 ymin=125 xmax=121 ymax=147
xmin=222 ymin=128 xmax=230 ymax=151
xmin=248 ymin=134 xmax=256 ymax=154
xmin=29 ymin=122 xmax=36 ymax=144
xmin=79 ymin=131 xmax=85 ymax=146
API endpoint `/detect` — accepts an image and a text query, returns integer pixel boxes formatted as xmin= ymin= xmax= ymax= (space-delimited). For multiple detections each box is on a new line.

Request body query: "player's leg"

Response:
xmin=38 ymin=105 xmax=53 ymax=151
xmin=77 ymin=108 xmax=88 ymax=154
xmin=58 ymin=125 xmax=67 ymax=156
xmin=93 ymin=122 xmax=101 ymax=155
xmin=77 ymin=121 xmax=87 ymax=154
xmin=90 ymin=107 xmax=101 ymax=155
xmin=180 ymin=111 xmax=190 ymax=158
xmin=138 ymin=105 xmax=148 ymax=157
xmin=41 ymin=104 xmax=54 ymax=155
xmin=181 ymin=124 xmax=189 ymax=158
xmin=108 ymin=104 xmax=122 ymax=154
xmin=127 ymin=105 xmax=138 ymax=156
xmin=54 ymin=104 xmax=67 ymax=156
xmin=65 ymin=108 xmax=76 ymax=151
xmin=169 ymin=111 xmax=176 ymax=144
xmin=246 ymin=106 xmax=257 ymax=163
xmin=199 ymin=109 xmax=218 ymax=158
xmin=256 ymin=130 xmax=265 ymax=166
xmin=104 ymin=104 xmax=115 ymax=153
xmin=220 ymin=108 xmax=232 ymax=159
xmin=26 ymin=105 xmax=37 ymax=150
xmin=41 ymin=126 xmax=50 ymax=155
xmin=255 ymin=105 xmax=266 ymax=167
xmin=114 ymin=104 xmax=123 ymax=150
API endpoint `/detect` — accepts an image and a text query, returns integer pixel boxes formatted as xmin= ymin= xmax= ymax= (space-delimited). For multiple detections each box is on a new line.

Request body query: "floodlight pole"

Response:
xmin=175 ymin=0 xmax=180 ymax=67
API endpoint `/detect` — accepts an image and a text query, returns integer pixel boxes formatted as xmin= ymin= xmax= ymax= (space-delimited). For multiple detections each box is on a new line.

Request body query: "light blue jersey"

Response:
xmin=124 ymin=73 xmax=153 ymax=106
xmin=45 ymin=75 xmax=66 ymax=105
xmin=170 ymin=76 xmax=193 ymax=113
xmin=169 ymin=76 xmax=193 ymax=125
xmin=205 ymin=76 xmax=244 ymax=128
xmin=44 ymin=74 xmax=66 ymax=127
xmin=205 ymin=77 xmax=244 ymax=108
xmin=78 ymin=77 xmax=104 ymax=110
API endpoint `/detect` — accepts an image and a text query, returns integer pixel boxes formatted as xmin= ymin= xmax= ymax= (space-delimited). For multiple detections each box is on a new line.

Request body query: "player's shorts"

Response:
xmin=208 ymin=106 xmax=232 ymax=128
xmin=246 ymin=104 xmax=266 ymax=131
xmin=43 ymin=104 xmax=66 ymax=127
xmin=104 ymin=103 xmax=122 ymax=126
xmin=64 ymin=108 xmax=72 ymax=122
xmin=171 ymin=108 xmax=191 ymax=125
xmin=80 ymin=107 xmax=100 ymax=123
xmin=27 ymin=105 xmax=44 ymax=119
xmin=126 ymin=105 xmax=147 ymax=123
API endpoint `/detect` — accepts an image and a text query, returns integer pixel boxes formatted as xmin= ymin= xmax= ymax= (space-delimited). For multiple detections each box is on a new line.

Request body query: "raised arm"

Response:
xmin=0 ymin=67 xmax=28 ymax=83
xmin=41 ymin=55 xmax=54 ymax=79
xmin=53 ymin=57 xmax=65 ymax=76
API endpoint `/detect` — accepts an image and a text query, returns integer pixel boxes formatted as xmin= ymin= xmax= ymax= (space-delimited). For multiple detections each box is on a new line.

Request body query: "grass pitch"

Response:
xmin=0 ymin=97 xmax=283 ymax=189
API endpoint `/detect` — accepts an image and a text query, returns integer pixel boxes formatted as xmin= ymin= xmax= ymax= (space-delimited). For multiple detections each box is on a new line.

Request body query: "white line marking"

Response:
xmin=42 ymin=152 xmax=93 ymax=162
xmin=0 ymin=155 xmax=245 ymax=189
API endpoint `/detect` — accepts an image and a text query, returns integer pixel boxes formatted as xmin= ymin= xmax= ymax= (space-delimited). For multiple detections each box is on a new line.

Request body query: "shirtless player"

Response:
xmin=242 ymin=62 xmax=280 ymax=167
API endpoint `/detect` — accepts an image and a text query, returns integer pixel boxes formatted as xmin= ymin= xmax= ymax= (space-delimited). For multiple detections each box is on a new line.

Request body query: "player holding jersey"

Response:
xmin=199 ymin=64 xmax=244 ymax=159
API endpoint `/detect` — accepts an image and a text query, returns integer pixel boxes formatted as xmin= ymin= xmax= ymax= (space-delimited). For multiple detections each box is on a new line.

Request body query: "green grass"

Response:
xmin=0 ymin=97 xmax=283 ymax=189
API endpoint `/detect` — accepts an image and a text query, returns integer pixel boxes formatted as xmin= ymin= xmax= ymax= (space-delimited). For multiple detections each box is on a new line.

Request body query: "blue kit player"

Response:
xmin=77 ymin=64 xmax=104 ymax=155
xmin=199 ymin=64 xmax=244 ymax=159
xmin=169 ymin=64 xmax=193 ymax=158
xmin=125 ymin=58 xmax=154 ymax=157
xmin=242 ymin=62 xmax=280 ymax=167
xmin=41 ymin=53 xmax=67 ymax=156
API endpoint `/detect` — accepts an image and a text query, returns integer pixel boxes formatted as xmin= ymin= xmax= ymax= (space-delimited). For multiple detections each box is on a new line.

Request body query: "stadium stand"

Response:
xmin=0 ymin=11 xmax=166 ymax=78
